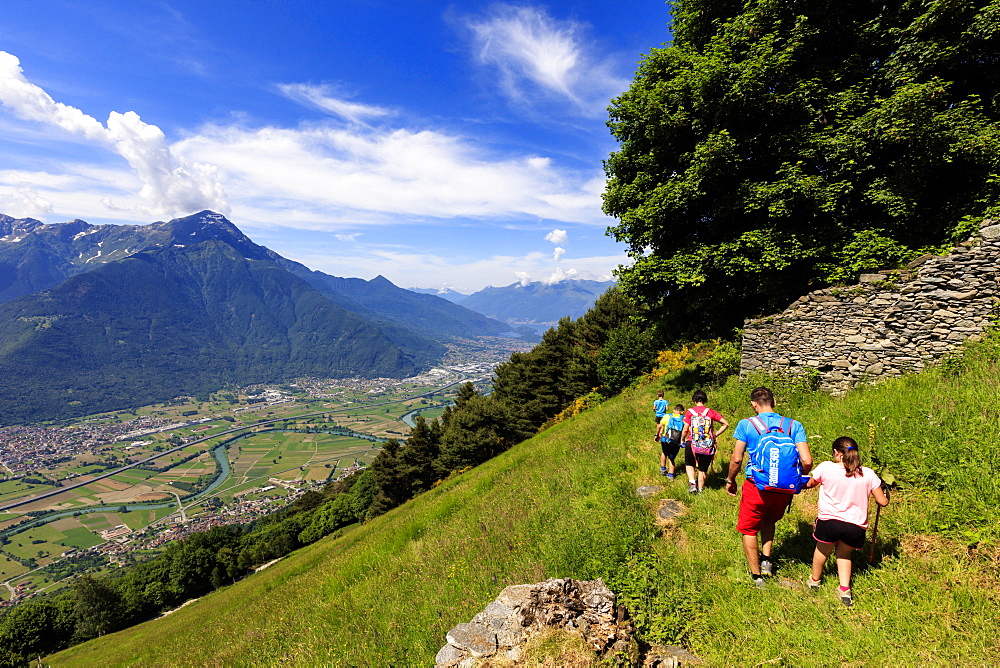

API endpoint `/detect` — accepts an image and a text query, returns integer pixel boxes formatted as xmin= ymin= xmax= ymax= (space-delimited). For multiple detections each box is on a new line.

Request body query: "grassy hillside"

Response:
xmin=48 ymin=337 xmax=1000 ymax=665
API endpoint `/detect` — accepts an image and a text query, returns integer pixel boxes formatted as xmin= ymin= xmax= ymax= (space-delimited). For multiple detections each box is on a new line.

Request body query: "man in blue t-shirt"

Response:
xmin=726 ymin=386 xmax=812 ymax=587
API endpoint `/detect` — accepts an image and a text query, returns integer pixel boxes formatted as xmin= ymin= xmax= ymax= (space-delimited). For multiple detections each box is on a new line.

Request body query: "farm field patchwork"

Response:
xmin=209 ymin=431 xmax=378 ymax=503
xmin=1 ymin=371 xmax=476 ymax=604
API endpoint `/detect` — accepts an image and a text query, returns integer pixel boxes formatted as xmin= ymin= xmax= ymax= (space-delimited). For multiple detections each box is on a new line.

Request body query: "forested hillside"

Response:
xmin=0 ymin=241 xmax=441 ymax=423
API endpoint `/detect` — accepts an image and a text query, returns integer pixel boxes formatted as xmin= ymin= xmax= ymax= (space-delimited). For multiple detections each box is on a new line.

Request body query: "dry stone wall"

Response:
xmin=741 ymin=221 xmax=1000 ymax=393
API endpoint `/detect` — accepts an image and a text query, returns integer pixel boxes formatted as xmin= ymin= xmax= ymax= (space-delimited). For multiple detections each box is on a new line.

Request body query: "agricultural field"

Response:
xmin=0 ymin=478 xmax=55 ymax=505
xmin=210 ymin=431 xmax=379 ymax=504
xmin=1 ymin=371 xmax=474 ymax=601
xmin=0 ymin=552 xmax=28 ymax=582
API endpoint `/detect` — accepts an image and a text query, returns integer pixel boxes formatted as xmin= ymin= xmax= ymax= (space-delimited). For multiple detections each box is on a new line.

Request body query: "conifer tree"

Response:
xmin=399 ymin=416 xmax=442 ymax=496
xmin=367 ymin=439 xmax=409 ymax=517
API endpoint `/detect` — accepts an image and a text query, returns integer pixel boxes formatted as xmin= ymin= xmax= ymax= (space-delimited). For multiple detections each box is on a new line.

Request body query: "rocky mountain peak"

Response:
xmin=0 ymin=214 xmax=45 ymax=240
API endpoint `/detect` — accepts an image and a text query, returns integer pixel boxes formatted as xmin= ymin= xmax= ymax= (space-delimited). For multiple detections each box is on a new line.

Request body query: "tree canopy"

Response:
xmin=603 ymin=0 xmax=1000 ymax=339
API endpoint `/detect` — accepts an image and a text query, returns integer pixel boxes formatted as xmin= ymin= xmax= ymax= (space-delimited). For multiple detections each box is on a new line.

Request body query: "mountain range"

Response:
xmin=411 ymin=279 xmax=615 ymax=331
xmin=0 ymin=211 xmax=511 ymax=423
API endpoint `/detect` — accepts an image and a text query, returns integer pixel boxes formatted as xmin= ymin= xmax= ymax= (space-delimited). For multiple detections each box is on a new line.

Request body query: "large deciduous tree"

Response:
xmin=603 ymin=0 xmax=1000 ymax=339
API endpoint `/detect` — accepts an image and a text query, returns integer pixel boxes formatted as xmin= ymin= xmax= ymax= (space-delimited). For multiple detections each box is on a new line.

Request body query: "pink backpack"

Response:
xmin=688 ymin=406 xmax=715 ymax=455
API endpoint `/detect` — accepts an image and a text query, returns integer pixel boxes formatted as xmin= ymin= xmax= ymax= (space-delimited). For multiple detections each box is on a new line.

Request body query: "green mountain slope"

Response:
xmin=46 ymin=348 xmax=1000 ymax=665
xmin=0 ymin=240 xmax=441 ymax=424
xmin=0 ymin=210 xmax=512 ymax=339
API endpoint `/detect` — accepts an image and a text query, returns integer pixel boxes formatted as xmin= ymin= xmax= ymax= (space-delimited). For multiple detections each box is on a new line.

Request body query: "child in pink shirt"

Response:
xmin=805 ymin=436 xmax=889 ymax=606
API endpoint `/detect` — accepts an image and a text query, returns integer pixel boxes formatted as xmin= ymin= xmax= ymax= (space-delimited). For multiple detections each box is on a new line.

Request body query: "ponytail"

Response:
xmin=832 ymin=436 xmax=862 ymax=477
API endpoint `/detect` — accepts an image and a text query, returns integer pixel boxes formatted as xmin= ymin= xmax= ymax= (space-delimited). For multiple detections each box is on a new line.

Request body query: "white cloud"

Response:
xmin=0 ymin=52 xmax=108 ymax=142
xmin=0 ymin=51 xmax=229 ymax=218
xmin=464 ymin=5 xmax=629 ymax=116
xmin=0 ymin=48 xmax=614 ymax=234
xmin=277 ymin=83 xmax=392 ymax=125
xmin=106 ymin=110 xmax=229 ymax=217
xmin=174 ymin=123 xmax=606 ymax=225
xmin=0 ymin=185 xmax=53 ymax=218
xmin=514 ymin=271 xmax=531 ymax=287
xmin=553 ymin=246 xmax=566 ymax=261
xmin=0 ymin=166 xmax=148 ymax=223
xmin=542 ymin=266 xmax=579 ymax=284
xmin=335 ymin=233 xmax=361 ymax=242
xmin=545 ymin=228 xmax=568 ymax=244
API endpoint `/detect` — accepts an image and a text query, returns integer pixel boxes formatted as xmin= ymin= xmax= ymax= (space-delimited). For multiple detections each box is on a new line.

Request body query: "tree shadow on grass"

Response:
xmin=669 ymin=366 xmax=713 ymax=393
xmin=856 ymin=535 xmax=902 ymax=572
xmin=702 ymin=470 xmax=728 ymax=491
xmin=778 ymin=518 xmax=902 ymax=575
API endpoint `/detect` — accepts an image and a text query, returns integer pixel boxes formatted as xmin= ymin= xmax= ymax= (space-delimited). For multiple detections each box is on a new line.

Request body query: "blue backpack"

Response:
xmin=747 ymin=416 xmax=808 ymax=495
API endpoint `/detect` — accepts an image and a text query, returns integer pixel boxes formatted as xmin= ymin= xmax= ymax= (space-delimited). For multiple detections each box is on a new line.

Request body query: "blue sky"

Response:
xmin=0 ymin=1 xmax=671 ymax=292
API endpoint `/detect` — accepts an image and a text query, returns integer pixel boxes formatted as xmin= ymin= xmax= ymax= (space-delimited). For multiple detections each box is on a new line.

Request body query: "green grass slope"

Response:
xmin=49 ymin=339 xmax=1000 ymax=665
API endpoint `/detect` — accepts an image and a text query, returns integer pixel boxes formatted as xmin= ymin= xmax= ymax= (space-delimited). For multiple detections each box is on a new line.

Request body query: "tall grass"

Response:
xmin=49 ymin=400 xmax=654 ymax=666
xmin=48 ymin=336 xmax=1000 ymax=665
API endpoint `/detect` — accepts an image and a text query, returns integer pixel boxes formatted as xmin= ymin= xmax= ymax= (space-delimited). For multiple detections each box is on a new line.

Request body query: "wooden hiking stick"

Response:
xmin=867 ymin=502 xmax=882 ymax=564
xmin=867 ymin=484 xmax=891 ymax=564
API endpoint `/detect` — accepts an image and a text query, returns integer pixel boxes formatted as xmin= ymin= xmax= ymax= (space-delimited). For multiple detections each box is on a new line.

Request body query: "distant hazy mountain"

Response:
xmin=458 ymin=279 xmax=615 ymax=329
xmin=0 ymin=211 xmax=510 ymax=423
xmin=407 ymin=287 xmax=467 ymax=304
xmin=288 ymin=272 xmax=505 ymax=338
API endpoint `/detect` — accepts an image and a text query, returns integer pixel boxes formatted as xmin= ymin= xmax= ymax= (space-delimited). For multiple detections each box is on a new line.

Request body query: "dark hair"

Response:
xmin=750 ymin=386 xmax=775 ymax=407
xmin=657 ymin=390 xmax=664 ymax=398
xmin=832 ymin=436 xmax=862 ymax=477
xmin=674 ymin=404 xmax=685 ymax=413
xmin=692 ymin=390 xmax=708 ymax=403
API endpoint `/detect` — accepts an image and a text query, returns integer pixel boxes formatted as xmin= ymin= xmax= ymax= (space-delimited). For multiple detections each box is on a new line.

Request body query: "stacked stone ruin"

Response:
xmin=435 ymin=578 xmax=637 ymax=666
xmin=741 ymin=221 xmax=1000 ymax=393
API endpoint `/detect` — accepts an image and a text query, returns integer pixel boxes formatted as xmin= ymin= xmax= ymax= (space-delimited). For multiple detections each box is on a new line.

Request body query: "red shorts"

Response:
xmin=737 ymin=479 xmax=792 ymax=535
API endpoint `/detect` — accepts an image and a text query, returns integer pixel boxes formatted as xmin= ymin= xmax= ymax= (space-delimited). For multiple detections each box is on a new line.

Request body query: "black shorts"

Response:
xmin=813 ymin=518 xmax=866 ymax=549
xmin=684 ymin=446 xmax=712 ymax=472
xmin=660 ymin=439 xmax=681 ymax=461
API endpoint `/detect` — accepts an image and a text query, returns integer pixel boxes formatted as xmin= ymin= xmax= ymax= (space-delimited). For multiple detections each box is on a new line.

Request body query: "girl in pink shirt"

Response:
xmin=805 ymin=436 xmax=889 ymax=606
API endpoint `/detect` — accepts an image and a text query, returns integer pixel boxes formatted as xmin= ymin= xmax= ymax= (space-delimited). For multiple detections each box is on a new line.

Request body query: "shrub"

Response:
xmin=701 ymin=341 xmax=741 ymax=382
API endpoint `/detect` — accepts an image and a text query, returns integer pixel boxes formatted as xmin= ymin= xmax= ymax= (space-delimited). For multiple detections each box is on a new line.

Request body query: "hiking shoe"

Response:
xmin=666 ymin=472 xmax=675 ymax=480
xmin=760 ymin=559 xmax=773 ymax=577
xmin=807 ymin=577 xmax=821 ymax=590
xmin=660 ymin=467 xmax=668 ymax=476
xmin=840 ymin=588 xmax=853 ymax=607
xmin=688 ymin=482 xmax=698 ymax=494
xmin=752 ymin=576 xmax=766 ymax=589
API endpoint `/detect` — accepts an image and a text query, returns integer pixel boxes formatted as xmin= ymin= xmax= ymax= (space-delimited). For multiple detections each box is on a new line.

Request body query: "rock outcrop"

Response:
xmin=741 ymin=220 xmax=1000 ymax=393
xmin=435 ymin=578 xmax=637 ymax=666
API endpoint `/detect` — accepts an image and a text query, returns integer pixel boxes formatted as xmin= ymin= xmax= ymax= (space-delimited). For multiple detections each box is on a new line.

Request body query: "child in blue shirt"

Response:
xmin=659 ymin=404 xmax=685 ymax=478
xmin=653 ymin=390 xmax=670 ymax=431
xmin=653 ymin=390 xmax=669 ymax=434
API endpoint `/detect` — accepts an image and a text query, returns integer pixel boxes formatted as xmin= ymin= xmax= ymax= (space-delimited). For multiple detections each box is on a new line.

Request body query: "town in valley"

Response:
xmin=0 ymin=336 xmax=530 ymax=606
